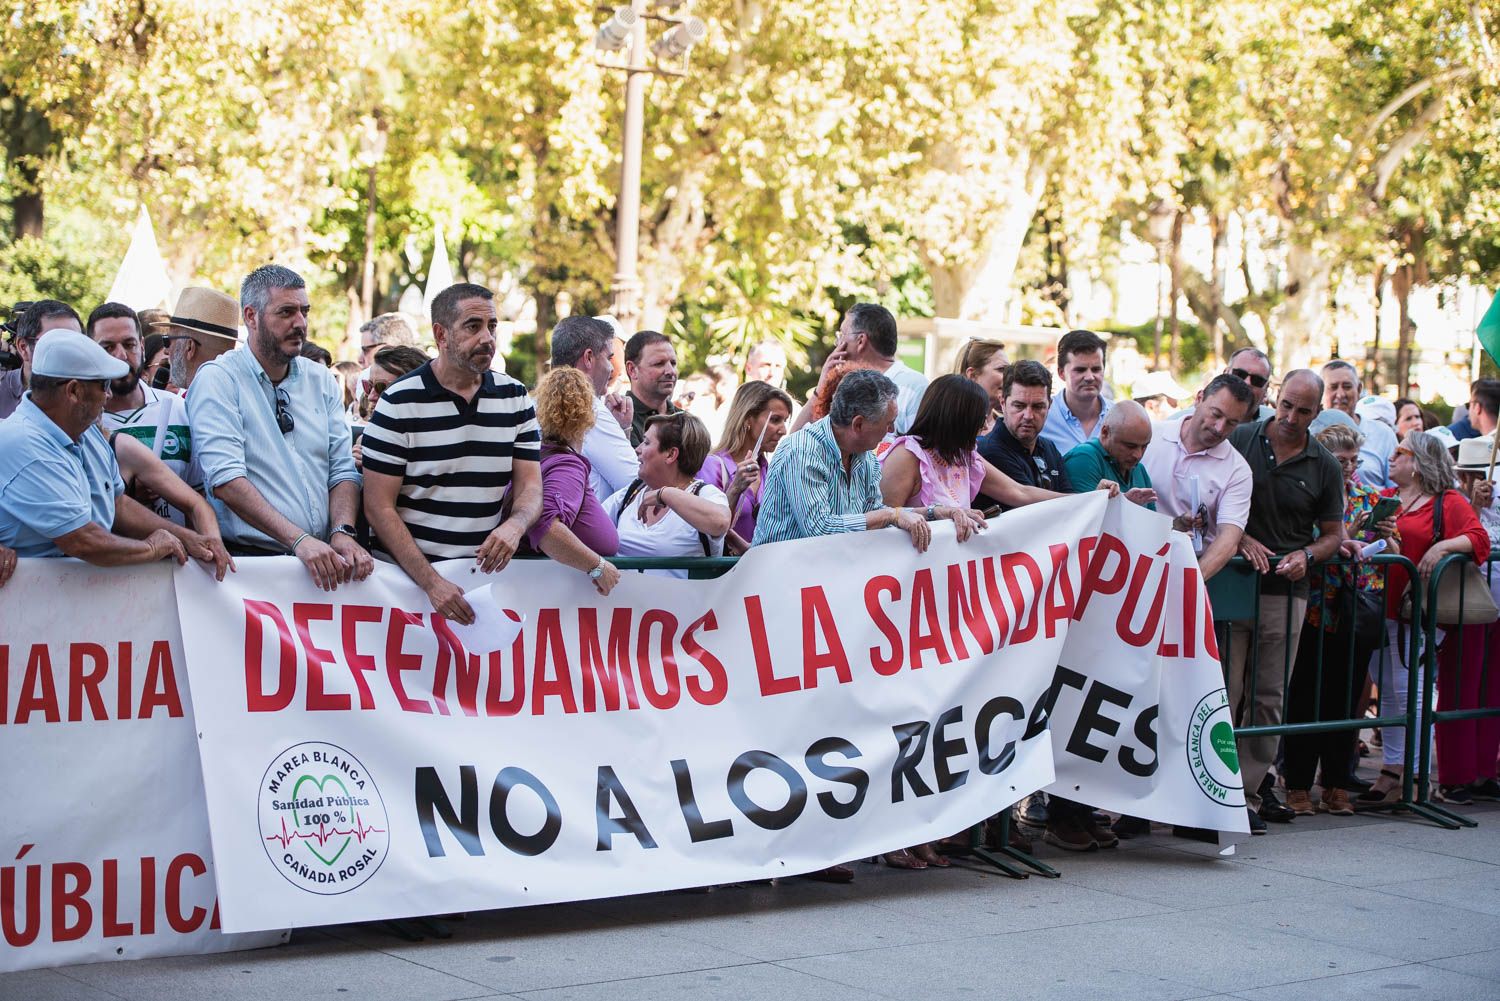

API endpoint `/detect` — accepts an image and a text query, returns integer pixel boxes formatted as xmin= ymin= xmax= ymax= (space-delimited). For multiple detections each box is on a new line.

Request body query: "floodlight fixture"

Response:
xmin=650 ymin=16 xmax=706 ymax=59
xmin=595 ymin=6 xmax=638 ymax=51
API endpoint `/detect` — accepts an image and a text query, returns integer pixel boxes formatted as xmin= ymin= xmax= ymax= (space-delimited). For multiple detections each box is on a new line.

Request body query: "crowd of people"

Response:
xmin=0 ymin=271 xmax=1497 ymax=871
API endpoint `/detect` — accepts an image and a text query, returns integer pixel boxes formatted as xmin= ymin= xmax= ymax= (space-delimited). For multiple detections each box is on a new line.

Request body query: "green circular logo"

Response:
xmin=1187 ymin=689 xmax=1241 ymax=802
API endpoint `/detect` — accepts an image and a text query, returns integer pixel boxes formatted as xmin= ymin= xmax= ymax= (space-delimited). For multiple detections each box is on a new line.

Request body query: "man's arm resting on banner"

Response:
xmin=213 ymin=476 xmax=348 ymax=592
xmin=477 ymin=457 xmax=541 ymax=574
xmin=326 ymin=479 xmax=373 ymax=582
xmin=361 ymin=467 xmax=476 ymax=625
xmin=1198 ymin=524 xmax=1243 ymax=580
xmin=56 ymin=511 xmax=185 ymax=567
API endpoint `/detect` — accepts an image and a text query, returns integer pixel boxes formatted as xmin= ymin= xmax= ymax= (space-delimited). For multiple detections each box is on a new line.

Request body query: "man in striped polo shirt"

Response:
xmin=361 ymin=282 xmax=542 ymax=625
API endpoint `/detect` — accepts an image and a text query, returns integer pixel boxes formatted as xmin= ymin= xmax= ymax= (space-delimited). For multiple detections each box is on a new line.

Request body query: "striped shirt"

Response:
xmin=752 ymin=416 xmax=883 ymax=545
xmin=360 ymin=362 xmax=540 ymax=561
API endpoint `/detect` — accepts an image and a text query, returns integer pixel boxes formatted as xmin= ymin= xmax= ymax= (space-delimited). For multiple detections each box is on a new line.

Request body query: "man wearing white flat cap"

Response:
xmin=0 ymin=331 xmax=188 ymax=566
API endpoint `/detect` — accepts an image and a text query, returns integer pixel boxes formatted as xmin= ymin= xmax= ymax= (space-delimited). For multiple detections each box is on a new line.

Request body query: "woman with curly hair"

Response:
xmin=521 ymin=367 xmax=622 ymax=595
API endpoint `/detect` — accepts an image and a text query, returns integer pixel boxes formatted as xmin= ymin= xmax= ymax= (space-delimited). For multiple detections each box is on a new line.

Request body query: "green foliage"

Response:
xmin=0 ymin=236 xmax=109 ymax=309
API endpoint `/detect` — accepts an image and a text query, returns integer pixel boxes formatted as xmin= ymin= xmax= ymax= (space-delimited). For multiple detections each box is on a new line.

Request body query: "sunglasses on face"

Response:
xmin=361 ymin=379 xmax=392 ymax=397
xmin=274 ymin=388 xmax=295 ymax=435
xmin=1230 ymin=367 xmax=1270 ymax=389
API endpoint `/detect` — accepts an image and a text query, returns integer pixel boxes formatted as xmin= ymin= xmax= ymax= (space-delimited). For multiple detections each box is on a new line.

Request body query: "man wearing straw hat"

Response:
xmin=154 ymin=287 xmax=242 ymax=390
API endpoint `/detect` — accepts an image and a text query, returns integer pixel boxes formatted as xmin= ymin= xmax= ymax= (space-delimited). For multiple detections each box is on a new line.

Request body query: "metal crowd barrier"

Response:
xmin=1412 ymin=549 xmax=1500 ymax=829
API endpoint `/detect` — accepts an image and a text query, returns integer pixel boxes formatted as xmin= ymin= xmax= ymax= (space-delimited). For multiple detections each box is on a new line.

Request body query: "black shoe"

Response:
xmin=1259 ymin=800 xmax=1297 ymax=824
xmin=1112 ymin=815 xmax=1152 ymax=839
xmin=1016 ymin=793 xmax=1050 ymax=826
xmin=1247 ymin=808 xmax=1267 ymax=835
xmin=1469 ymin=779 xmax=1500 ymax=800
xmin=1439 ymin=784 xmax=1474 ymax=805
xmin=1171 ymin=825 xmax=1217 ymax=843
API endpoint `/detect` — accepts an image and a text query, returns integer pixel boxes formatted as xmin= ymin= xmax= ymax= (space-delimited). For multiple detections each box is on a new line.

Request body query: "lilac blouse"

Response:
xmin=697 ymin=449 xmax=767 ymax=542
xmin=525 ymin=443 xmax=619 ymax=556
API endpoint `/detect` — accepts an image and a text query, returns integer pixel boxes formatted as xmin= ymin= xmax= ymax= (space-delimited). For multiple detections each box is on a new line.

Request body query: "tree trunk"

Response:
xmin=1366 ymin=263 xmax=1385 ymax=389
xmin=1269 ymin=241 xmax=1333 ymax=371
xmin=1391 ymin=262 xmax=1414 ymax=395
xmin=637 ymin=161 xmax=711 ymax=330
xmin=1208 ymin=213 xmax=1226 ymax=368
xmin=11 ymin=160 xmax=42 ymax=239
xmin=359 ymin=161 xmax=378 ymax=321
xmin=1168 ymin=211 xmax=1184 ymax=370
xmin=925 ymin=157 xmax=1048 ymax=321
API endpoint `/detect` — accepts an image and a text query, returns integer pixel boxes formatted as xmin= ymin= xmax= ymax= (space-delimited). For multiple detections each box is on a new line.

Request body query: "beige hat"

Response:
xmin=151 ymin=287 xmax=241 ymax=345
xmin=1132 ymin=370 xmax=1190 ymax=401
xmin=1455 ymin=433 xmax=1498 ymax=471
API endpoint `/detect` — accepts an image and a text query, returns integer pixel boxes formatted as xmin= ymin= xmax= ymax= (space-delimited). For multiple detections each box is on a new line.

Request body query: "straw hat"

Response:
xmin=1132 ymin=370 xmax=1190 ymax=401
xmin=1455 ymin=433 xmax=1498 ymax=471
xmin=150 ymin=287 xmax=241 ymax=346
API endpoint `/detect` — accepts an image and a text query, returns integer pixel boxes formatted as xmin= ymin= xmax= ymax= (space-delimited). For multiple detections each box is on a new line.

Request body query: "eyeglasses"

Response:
xmin=1230 ymin=367 xmax=1270 ymax=389
xmin=274 ymin=388 xmax=295 ymax=435
xmin=1031 ymin=454 xmax=1057 ymax=489
xmin=1395 ymin=446 xmax=1413 ymax=458
xmin=361 ymin=379 xmax=392 ymax=397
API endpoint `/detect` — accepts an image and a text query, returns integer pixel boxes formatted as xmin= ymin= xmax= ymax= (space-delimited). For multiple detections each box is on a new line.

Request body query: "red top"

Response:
xmin=1383 ymin=488 xmax=1491 ymax=619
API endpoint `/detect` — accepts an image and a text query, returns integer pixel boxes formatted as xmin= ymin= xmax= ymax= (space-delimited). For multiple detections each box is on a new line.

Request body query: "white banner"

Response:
xmin=0 ymin=562 xmax=285 ymax=973
xmin=175 ymin=493 xmax=1246 ymax=934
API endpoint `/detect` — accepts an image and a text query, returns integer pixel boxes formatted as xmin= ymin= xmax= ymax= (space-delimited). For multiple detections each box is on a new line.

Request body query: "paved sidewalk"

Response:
xmin=5 ymin=803 xmax=1499 ymax=1001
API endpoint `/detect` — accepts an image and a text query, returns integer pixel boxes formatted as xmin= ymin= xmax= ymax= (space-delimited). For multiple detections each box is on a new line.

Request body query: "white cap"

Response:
xmin=1132 ymin=370 xmax=1190 ymax=401
xmin=1310 ymin=408 xmax=1358 ymax=434
xmin=31 ymin=330 xmax=129 ymax=380
xmin=1425 ymin=425 xmax=1459 ymax=451
xmin=1355 ymin=394 xmax=1397 ymax=429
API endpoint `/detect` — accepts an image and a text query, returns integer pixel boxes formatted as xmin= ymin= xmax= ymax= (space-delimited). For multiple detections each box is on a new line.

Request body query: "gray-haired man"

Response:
xmin=188 ymin=264 xmax=373 ymax=590
xmin=549 ymin=315 xmax=638 ymax=500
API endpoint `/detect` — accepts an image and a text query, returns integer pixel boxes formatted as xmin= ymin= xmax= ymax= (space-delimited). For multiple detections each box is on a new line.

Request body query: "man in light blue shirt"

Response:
xmin=753 ymin=369 xmax=936 ymax=548
xmin=188 ymin=265 xmax=372 ymax=591
xmin=1321 ymin=359 xmax=1396 ymax=488
xmin=1041 ymin=329 xmax=1112 ymax=454
xmin=0 ymin=330 xmax=187 ymax=567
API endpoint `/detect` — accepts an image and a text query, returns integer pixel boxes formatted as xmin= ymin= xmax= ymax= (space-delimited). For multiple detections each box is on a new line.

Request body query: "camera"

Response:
xmin=0 ymin=301 xmax=32 ymax=371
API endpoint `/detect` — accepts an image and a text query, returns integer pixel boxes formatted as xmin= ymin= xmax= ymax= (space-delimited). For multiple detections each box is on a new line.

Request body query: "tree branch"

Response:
xmin=1332 ymin=66 xmax=1473 ymax=192
xmin=1370 ymin=96 xmax=1448 ymax=201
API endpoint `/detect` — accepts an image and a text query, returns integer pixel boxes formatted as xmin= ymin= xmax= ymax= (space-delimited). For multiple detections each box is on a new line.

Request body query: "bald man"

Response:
xmin=1062 ymin=399 xmax=1157 ymax=509
xmin=1226 ymin=369 xmax=1345 ymax=833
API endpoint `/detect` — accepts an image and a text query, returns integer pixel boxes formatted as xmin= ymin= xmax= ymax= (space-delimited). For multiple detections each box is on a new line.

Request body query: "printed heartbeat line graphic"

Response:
xmin=264 ymin=813 xmax=386 ymax=850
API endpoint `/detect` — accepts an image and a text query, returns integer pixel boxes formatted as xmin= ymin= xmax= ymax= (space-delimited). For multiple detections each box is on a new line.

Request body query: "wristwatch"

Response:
xmin=925 ymin=504 xmax=937 ymax=521
xmin=1302 ymin=547 xmax=1315 ymax=566
xmin=332 ymin=524 xmax=358 ymax=539
xmin=588 ymin=559 xmax=608 ymax=580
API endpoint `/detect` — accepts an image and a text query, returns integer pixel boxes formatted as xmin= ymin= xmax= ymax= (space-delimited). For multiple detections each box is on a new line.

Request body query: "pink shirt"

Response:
xmin=1142 ymin=420 xmax=1253 ymax=545
xmin=882 ymin=435 xmax=985 ymax=507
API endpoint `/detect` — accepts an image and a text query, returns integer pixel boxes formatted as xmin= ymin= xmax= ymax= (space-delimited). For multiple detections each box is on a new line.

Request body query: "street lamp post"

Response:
xmin=594 ymin=3 xmax=705 ymax=337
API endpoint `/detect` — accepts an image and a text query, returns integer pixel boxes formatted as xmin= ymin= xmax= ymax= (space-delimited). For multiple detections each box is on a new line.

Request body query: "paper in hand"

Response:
xmin=446 ymin=583 xmax=525 ymax=653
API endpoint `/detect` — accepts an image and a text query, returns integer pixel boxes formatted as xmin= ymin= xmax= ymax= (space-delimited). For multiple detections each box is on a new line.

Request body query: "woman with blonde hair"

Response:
xmin=955 ymin=339 xmax=1008 ymax=436
xmin=520 ymin=367 xmax=622 ymax=595
xmin=697 ymin=381 xmax=795 ymax=553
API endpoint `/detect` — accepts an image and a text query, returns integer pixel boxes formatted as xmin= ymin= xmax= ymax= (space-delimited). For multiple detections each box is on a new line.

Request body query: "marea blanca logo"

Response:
xmin=1186 ymin=688 xmax=1242 ymax=803
xmin=258 ymin=741 xmax=389 ymax=894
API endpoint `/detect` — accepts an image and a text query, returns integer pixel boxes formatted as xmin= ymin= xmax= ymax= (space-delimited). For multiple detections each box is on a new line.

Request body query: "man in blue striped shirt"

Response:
xmin=753 ymin=369 xmax=934 ymax=550
xmin=189 ymin=265 xmax=372 ymax=591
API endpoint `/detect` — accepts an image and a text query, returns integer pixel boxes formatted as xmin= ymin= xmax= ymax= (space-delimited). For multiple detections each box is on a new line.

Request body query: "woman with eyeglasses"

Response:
xmin=1357 ymin=432 xmax=1491 ymax=808
xmin=955 ymin=339 xmax=1008 ymax=437
xmin=352 ymin=346 xmax=429 ymax=469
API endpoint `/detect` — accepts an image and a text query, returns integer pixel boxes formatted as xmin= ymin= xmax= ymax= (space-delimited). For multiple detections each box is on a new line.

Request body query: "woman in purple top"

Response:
xmin=696 ymin=381 xmax=794 ymax=554
xmin=523 ymin=368 xmax=622 ymax=595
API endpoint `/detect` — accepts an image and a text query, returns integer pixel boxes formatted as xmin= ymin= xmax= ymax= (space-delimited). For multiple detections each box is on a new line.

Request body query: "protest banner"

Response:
xmin=173 ymin=492 xmax=1246 ymax=934
xmin=0 ymin=561 xmax=286 ymax=973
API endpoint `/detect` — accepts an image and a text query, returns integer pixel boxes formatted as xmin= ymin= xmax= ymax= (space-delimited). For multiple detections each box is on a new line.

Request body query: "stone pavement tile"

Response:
xmin=0 ymin=968 xmax=126 ymax=1001
xmin=1357 ymin=817 xmax=1500 ymax=869
xmin=1188 ymin=825 xmax=1496 ymax=887
xmin=514 ymin=962 xmax=887 ymax=1001
xmin=55 ymin=931 xmax=497 ymax=1001
xmin=1425 ymin=949 xmax=1500 ymax=982
xmin=1371 ymin=868 xmax=1500 ymax=916
xmin=1235 ymin=964 xmax=1496 ymax=1001
xmin=778 ymin=927 xmax=1213 ymax=1001
xmin=1047 ymin=843 xmax=1335 ymax=908
xmin=319 ymin=904 xmax=760 ymax=994
xmin=1197 ymin=885 xmax=1500 ymax=964
xmin=574 ymin=875 xmax=972 ymax=961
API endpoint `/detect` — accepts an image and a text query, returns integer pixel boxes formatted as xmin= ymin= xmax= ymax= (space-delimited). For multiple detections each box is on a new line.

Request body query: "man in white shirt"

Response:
xmin=88 ymin=302 xmax=204 ymax=524
xmin=549 ymin=315 xmax=639 ymax=500
xmin=812 ymin=303 xmax=925 ymax=434
xmin=1322 ymin=359 xmax=1396 ymax=488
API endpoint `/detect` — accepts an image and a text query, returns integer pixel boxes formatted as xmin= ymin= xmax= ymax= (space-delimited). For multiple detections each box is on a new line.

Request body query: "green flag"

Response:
xmin=1480 ymin=290 xmax=1500 ymax=367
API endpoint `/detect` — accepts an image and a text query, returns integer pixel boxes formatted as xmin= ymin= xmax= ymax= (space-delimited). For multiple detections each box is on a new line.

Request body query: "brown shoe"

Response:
xmin=1085 ymin=821 xmax=1119 ymax=849
xmin=1043 ymin=821 xmax=1097 ymax=852
xmin=1319 ymin=787 xmax=1354 ymax=816
xmin=1285 ymin=789 xmax=1315 ymax=816
xmin=804 ymin=864 xmax=854 ymax=883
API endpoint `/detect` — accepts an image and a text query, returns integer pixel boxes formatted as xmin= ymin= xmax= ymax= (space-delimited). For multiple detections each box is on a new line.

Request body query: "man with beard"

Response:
xmin=89 ymin=302 xmax=204 ymax=524
xmin=624 ymin=329 xmax=683 ymax=447
xmin=1142 ymin=373 xmax=1255 ymax=580
xmin=188 ymin=265 xmax=373 ymax=589
xmin=360 ymin=283 xmax=541 ymax=625
xmin=156 ymin=287 xmax=240 ymax=389
xmin=0 ymin=300 xmax=83 ymax=420
xmin=976 ymin=360 xmax=1073 ymax=508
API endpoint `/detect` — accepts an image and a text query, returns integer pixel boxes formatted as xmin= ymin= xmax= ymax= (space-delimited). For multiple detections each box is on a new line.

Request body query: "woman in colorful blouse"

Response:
xmin=1283 ymin=424 xmax=1397 ymax=817
xmin=696 ymin=381 xmax=795 ymax=554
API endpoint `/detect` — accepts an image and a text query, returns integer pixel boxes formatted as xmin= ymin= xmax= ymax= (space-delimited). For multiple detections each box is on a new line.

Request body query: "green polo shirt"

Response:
xmin=1062 ymin=438 xmax=1156 ymax=510
xmin=1229 ymin=416 xmax=1345 ymax=594
xmin=628 ymin=392 xmax=684 ymax=448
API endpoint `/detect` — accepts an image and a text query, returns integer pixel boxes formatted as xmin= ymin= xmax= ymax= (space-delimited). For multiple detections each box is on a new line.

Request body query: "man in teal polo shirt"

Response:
xmin=1062 ymin=400 xmax=1158 ymax=510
